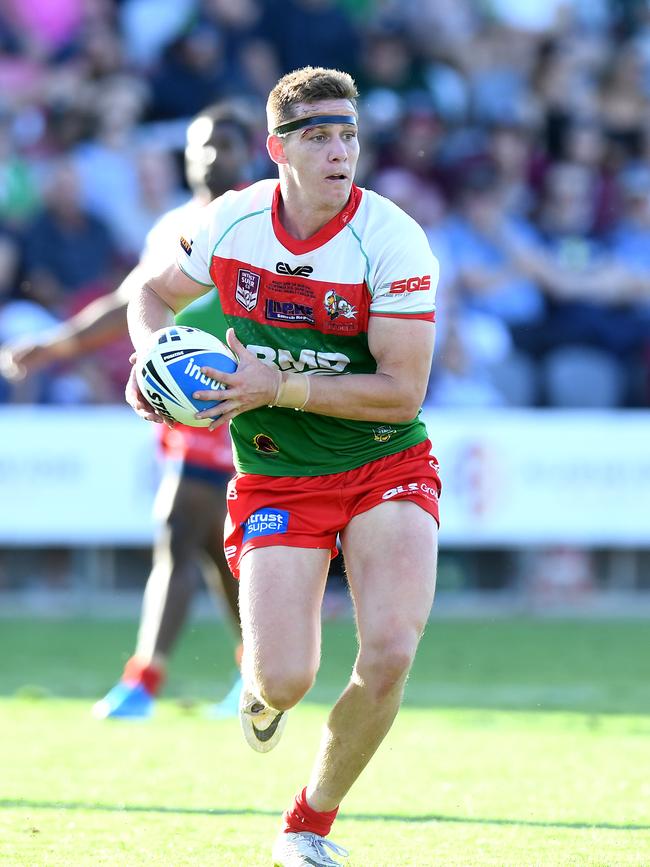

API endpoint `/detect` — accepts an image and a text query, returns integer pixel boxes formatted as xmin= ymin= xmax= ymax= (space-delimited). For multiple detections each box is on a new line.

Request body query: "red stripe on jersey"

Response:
xmin=370 ymin=310 xmax=436 ymax=322
xmin=210 ymin=255 xmax=370 ymax=335
xmin=271 ymin=183 xmax=363 ymax=254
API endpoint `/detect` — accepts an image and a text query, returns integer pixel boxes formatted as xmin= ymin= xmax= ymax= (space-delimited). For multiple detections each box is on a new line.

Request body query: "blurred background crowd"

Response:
xmin=2 ymin=0 xmax=650 ymax=410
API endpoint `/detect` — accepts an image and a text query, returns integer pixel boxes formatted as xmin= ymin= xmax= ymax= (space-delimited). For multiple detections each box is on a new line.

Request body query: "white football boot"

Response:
xmin=239 ymin=689 xmax=287 ymax=753
xmin=272 ymin=831 xmax=349 ymax=866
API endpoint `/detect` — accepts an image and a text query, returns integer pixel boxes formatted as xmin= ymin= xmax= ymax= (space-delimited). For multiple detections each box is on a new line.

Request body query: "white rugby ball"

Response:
xmin=136 ymin=325 xmax=237 ymax=427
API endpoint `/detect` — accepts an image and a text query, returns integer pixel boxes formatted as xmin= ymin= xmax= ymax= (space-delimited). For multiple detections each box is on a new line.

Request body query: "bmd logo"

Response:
xmin=275 ymin=262 xmax=313 ymax=277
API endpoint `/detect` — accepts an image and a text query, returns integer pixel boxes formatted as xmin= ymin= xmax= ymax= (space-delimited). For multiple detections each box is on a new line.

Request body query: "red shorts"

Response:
xmin=224 ymin=440 xmax=441 ymax=579
xmin=157 ymin=422 xmax=234 ymax=472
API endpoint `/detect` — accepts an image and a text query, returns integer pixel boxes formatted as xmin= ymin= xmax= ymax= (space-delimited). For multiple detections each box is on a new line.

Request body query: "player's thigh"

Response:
xmin=157 ymin=470 xmax=222 ymax=550
xmin=340 ymin=500 xmax=438 ymax=648
xmin=239 ymin=545 xmax=331 ymax=675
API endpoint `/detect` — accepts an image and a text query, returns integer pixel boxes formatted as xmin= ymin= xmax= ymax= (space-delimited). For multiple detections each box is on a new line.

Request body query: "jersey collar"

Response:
xmin=271 ymin=183 xmax=363 ymax=255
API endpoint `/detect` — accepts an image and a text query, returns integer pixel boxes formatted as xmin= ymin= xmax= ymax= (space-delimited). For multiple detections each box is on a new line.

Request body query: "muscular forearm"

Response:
xmin=127 ymin=284 xmax=175 ymax=352
xmin=301 ymin=371 xmax=425 ymax=423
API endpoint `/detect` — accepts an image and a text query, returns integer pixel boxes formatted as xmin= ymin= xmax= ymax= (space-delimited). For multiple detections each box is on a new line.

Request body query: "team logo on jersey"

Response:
xmin=236 ymin=269 xmax=260 ymax=311
xmin=324 ymin=290 xmax=356 ymax=321
xmin=253 ymin=433 xmax=280 ymax=453
xmin=276 ymin=262 xmax=313 ymax=277
xmin=266 ymin=299 xmax=315 ymax=324
xmin=179 ymin=236 xmax=193 ymax=256
xmin=372 ymin=425 xmax=397 ymax=443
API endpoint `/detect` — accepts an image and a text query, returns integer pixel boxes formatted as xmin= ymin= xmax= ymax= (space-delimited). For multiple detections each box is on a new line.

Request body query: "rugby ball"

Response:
xmin=136 ymin=325 xmax=237 ymax=427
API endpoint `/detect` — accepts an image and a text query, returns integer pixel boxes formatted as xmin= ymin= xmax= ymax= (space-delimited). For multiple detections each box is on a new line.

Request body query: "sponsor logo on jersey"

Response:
xmin=248 ymin=345 xmax=350 ymax=374
xmin=382 ymin=482 xmax=439 ymax=500
xmin=243 ymin=508 xmax=289 ymax=542
xmin=236 ymin=268 xmax=261 ymax=311
xmin=265 ymin=299 xmax=315 ymax=324
xmin=275 ymin=262 xmax=314 ymax=277
xmin=372 ymin=425 xmax=397 ymax=443
xmin=253 ymin=433 xmax=280 ymax=453
xmin=384 ymin=275 xmax=431 ymax=294
xmin=324 ymin=290 xmax=356 ymax=320
xmin=225 ymin=544 xmax=238 ymax=559
xmin=179 ymin=236 xmax=193 ymax=256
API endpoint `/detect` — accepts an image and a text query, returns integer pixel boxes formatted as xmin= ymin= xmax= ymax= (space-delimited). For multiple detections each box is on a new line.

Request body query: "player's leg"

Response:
xmin=238 ymin=545 xmax=330 ymax=751
xmin=201 ymin=473 xmax=244 ymax=717
xmin=93 ymin=466 xmax=218 ymax=718
xmin=273 ymin=500 xmax=437 ymax=865
xmin=307 ymin=500 xmax=437 ymax=807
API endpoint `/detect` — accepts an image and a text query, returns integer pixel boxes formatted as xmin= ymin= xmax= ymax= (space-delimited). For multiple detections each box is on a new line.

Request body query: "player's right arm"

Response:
xmin=125 ymin=263 xmax=211 ymax=421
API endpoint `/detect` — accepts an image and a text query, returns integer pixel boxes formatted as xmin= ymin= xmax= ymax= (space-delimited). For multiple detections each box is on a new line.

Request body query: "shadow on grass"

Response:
xmin=1 ymin=799 xmax=647 ymax=832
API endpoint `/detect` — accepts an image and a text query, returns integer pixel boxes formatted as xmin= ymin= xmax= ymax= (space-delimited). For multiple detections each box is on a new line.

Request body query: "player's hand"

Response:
xmin=125 ymin=352 xmax=174 ymax=427
xmin=193 ymin=327 xmax=281 ymax=429
xmin=0 ymin=340 xmax=53 ymax=381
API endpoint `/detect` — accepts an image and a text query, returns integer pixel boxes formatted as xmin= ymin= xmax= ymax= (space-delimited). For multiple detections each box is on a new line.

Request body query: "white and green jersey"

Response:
xmin=177 ymin=179 xmax=438 ymax=476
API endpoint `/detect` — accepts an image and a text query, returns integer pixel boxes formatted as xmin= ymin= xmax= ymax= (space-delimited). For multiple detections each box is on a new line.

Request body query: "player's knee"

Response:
xmin=356 ymin=634 xmax=418 ymax=701
xmin=257 ymin=663 xmax=316 ymax=711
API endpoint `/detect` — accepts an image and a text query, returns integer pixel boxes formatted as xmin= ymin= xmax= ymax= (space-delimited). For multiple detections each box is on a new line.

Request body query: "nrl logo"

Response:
xmin=324 ymin=289 xmax=356 ymax=321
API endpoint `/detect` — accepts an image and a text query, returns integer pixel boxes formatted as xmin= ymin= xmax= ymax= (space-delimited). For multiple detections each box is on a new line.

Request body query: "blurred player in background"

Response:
xmin=126 ymin=67 xmax=440 ymax=867
xmin=0 ymin=101 xmax=259 ymax=719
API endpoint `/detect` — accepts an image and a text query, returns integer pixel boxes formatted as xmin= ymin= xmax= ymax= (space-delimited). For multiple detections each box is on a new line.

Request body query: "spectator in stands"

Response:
xmin=20 ymin=157 xmax=122 ymax=319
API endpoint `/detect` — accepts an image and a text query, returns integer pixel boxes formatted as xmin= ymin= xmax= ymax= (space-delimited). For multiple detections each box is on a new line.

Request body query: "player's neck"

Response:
xmin=278 ymin=184 xmax=343 ymax=240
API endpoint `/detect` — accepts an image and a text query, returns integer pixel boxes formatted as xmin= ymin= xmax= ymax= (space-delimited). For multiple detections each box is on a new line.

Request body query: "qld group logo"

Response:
xmin=236 ymin=268 xmax=260 ymax=311
xmin=324 ymin=290 xmax=356 ymax=321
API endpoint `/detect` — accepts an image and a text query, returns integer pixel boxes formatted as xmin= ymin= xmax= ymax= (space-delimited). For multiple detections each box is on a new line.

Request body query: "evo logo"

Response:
xmin=275 ymin=262 xmax=313 ymax=277
xmin=243 ymin=508 xmax=289 ymax=542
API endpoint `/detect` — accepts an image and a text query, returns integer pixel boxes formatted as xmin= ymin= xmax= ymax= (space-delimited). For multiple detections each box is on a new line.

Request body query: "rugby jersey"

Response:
xmin=177 ymin=179 xmax=438 ymax=476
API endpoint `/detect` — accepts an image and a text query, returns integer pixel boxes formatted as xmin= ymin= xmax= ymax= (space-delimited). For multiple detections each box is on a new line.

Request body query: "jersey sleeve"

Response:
xmin=176 ymin=201 xmax=215 ymax=287
xmin=368 ymin=213 xmax=439 ymax=322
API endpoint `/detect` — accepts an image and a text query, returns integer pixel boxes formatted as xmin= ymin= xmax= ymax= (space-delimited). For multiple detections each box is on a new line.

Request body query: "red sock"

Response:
xmin=282 ymin=787 xmax=339 ymax=837
xmin=122 ymin=657 xmax=164 ymax=696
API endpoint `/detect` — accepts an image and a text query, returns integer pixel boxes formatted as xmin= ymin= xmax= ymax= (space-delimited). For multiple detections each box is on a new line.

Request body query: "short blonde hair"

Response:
xmin=267 ymin=66 xmax=358 ymax=132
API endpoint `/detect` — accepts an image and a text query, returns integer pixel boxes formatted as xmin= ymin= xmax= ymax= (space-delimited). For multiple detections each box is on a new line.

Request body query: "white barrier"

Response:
xmin=0 ymin=407 xmax=159 ymax=545
xmin=2 ymin=407 xmax=650 ymax=546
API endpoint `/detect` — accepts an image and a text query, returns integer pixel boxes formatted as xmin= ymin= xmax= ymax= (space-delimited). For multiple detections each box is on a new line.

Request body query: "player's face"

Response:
xmin=279 ymin=99 xmax=359 ymax=211
xmin=185 ymin=118 xmax=251 ymax=198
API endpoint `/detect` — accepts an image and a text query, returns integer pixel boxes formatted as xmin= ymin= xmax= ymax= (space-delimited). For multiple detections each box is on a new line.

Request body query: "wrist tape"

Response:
xmin=272 ymin=371 xmax=311 ymax=411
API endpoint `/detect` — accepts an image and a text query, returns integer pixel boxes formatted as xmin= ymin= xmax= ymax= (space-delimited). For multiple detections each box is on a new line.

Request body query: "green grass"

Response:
xmin=1 ymin=617 xmax=650 ymax=865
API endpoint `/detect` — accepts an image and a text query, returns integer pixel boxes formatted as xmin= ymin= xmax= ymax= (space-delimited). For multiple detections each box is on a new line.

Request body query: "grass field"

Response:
xmin=1 ymin=615 xmax=650 ymax=866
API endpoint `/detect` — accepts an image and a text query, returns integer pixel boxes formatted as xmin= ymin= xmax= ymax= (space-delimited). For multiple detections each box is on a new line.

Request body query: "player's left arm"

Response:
xmin=293 ymin=316 xmax=435 ymax=422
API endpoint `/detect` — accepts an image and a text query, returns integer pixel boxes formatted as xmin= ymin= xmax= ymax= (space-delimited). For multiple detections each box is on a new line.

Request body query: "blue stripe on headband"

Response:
xmin=272 ymin=114 xmax=357 ymax=135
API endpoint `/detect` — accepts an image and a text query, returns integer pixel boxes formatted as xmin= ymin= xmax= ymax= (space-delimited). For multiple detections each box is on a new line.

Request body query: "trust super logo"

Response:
xmin=236 ymin=268 xmax=260 ymax=311
xmin=243 ymin=508 xmax=289 ymax=542
xmin=324 ymin=290 xmax=356 ymax=320
xmin=266 ymin=299 xmax=315 ymax=324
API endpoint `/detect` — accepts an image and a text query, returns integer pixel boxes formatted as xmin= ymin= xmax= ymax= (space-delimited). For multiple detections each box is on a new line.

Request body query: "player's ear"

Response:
xmin=267 ymin=134 xmax=288 ymax=166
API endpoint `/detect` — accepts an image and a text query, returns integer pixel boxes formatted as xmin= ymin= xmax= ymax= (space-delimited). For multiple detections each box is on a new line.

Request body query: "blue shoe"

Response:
xmin=92 ymin=681 xmax=154 ymax=720
xmin=205 ymin=674 xmax=243 ymax=719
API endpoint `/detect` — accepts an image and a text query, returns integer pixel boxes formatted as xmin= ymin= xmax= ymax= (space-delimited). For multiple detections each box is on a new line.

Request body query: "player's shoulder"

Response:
xmin=354 ymin=187 xmax=430 ymax=249
xmin=204 ymin=179 xmax=276 ymax=223
xmin=358 ymin=187 xmax=423 ymax=228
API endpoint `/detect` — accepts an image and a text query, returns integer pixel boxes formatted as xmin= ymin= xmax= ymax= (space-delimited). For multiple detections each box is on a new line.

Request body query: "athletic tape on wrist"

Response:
xmin=272 ymin=371 xmax=310 ymax=411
